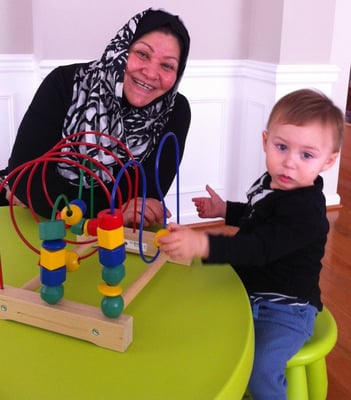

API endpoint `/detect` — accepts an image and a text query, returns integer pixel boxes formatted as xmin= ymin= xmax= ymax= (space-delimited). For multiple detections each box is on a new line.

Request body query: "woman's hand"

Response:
xmin=5 ymin=187 xmax=27 ymax=208
xmin=123 ymin=197 xmax=171 ymax=227
xmin=192 ymin=184 xmax=226 ymax=219
xmin=157 ymin=222 xmax=209 ymax=261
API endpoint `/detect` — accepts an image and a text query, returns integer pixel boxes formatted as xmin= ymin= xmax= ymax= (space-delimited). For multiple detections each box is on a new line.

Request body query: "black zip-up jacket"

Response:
xmin=205 ymin=173 xmax=328 ymax=310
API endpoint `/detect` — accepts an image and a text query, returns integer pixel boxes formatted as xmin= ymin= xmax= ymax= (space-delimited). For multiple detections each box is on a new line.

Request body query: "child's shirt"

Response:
xmin=205 ymin=172 xmax=328 ymax=311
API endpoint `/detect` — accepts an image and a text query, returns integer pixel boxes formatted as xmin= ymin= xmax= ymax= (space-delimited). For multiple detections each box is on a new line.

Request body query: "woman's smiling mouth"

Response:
xmin=133 ymin=78 xmax=154 ymax=91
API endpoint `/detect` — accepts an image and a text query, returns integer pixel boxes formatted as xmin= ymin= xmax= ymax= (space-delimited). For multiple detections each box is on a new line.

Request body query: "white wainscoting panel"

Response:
xmin=0 ymin=94 xmax=15 ymax=170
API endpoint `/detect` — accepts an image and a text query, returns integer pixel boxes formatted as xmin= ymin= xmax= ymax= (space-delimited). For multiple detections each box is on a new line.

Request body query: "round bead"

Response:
xmin=101 ymin=296 xmax=124 ymax=318
xmin=98 ymin=283 xmax=123 ymax=297
xmin=84 ymin=218 xmax=98 ymax=236
xmin=61 ymin=204 xmax=83 ymax=226
xmin=102 ymin=265 xmax=125 ymax=285
xmin=153 ymin=229 xmax=169 ymax=248
xmin=98 ymin=209 xmax=123 ymax=230
xmin=40 ymin=284 xmax=64 ymax=304
xmin=65 ymin=251 xmax=80 ymax=272
xmin=70 ymin=199 xmax=87 ymax=216
xmin=42 ymin=239 xmax=66 ymax=251
xmin=71 ymin=218 xmax=86 ymax=235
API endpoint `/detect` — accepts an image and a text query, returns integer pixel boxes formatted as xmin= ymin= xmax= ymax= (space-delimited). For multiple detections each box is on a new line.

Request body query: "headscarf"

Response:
xmin=58 ymin=8 xmax=190 ymax=183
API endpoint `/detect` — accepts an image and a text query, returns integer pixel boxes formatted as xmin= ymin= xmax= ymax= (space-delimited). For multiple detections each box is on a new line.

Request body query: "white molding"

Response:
xmin=0 ymin=93 xmax=15 ymax=169
xmin=0 ymin=54 xmax=36 ymax=73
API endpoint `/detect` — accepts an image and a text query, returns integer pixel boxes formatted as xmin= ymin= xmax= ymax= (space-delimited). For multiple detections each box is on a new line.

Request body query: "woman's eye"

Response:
xmin=162 ymin=63 xmax=176 ymax=72
xmin=135 ymin=50 xmax=148 ymax=60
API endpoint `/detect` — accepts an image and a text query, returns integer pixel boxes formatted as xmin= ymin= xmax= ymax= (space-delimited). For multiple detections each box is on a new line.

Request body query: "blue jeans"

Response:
xmin=248 ymin=300 xmax=317 ymax=400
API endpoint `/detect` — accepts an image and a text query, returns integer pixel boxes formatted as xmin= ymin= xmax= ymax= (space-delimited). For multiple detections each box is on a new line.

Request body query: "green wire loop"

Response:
xmin=79 ymin=158 xmax=95 ymax=218
xmin=51 ymin=194 xmax=70 ymax=221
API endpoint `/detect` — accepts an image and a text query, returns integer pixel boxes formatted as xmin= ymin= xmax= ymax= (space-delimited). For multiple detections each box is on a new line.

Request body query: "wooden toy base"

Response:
xmin=0 ymin=228 xmax=190 ymax=352
xmin=0 ymin=285 xmax=133 ymax=352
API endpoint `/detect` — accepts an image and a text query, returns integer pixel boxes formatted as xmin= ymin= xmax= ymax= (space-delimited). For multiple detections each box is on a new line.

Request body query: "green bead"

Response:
xmin=40 ymin=284 xmax=64 ymax=304
xmin=71 ymin=218 xmax=86 ymax=235
xmin=102 ymin=264 xmax=125 ymax=285
xmin=101 ymin=296 xmax=124 ymax=318
xmin=39 ymin=220 xmax=66 ymax=241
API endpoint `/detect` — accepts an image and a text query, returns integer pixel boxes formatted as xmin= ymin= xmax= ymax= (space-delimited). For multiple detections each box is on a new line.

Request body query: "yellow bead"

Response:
xmin=61 ymin=204 xmax=83 ymax=226
xmin=65 ymin=251 xmax=80 ymax=272
xmin=40 ymin=247 xmax=66 ymax=271
xmin=98 ymin=283 xmax=123 ymax=297
xmin=153 ymin=229 xmax=169 ymax=248
xmin=97 ymin=226 xmax=124 ymax=250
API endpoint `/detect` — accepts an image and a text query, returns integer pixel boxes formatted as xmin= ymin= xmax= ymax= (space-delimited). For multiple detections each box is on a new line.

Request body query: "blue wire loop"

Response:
xmin=155 ymin=132 xmax=180 ymax=225
xmin=109 ymin=132 xmax=180 ymax=264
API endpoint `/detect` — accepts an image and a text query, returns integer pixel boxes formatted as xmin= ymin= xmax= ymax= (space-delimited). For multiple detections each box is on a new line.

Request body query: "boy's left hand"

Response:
xmin=157 ymin=223 xmax=209 ymax=261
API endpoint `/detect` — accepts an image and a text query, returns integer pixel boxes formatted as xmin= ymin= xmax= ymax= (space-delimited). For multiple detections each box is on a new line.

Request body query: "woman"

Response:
xmin=5 ymin=8 xmax=191 ymax=226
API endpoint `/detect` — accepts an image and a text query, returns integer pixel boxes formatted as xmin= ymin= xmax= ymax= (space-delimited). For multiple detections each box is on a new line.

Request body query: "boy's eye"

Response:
xmin=302 ymin=152 xmax=313 ymax=160
xmin=277 ymin=144 xmax=287 ymax=151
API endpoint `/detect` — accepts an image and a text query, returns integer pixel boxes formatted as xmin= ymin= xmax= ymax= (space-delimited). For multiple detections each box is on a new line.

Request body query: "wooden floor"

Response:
xmin=322 ymin=123 xmax=351 ymax=399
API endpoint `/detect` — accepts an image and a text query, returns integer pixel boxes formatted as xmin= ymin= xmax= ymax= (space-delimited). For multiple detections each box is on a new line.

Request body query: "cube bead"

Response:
xmin=39 ymin=220 xmax=65 ymax=241
xmin=98 ymin=245 xmax=126 ymax=268
xmin=97 ymin=226 xmax=124 ymax=250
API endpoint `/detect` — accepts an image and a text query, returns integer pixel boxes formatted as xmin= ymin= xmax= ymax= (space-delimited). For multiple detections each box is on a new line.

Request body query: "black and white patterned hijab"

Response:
xmin=58 ymin=8 xmax=190 ymax=183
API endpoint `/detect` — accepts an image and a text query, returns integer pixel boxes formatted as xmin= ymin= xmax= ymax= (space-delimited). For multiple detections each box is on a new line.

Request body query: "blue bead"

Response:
xmin=70 ymin=199 xmax=87 ymax=216
xmin=98 ymin=245 xmax=126 ymax=268
xmin=40 ymin=266 xmax=67 ymax=286
xmin=42 ymin=239 xmax=66 ymax=251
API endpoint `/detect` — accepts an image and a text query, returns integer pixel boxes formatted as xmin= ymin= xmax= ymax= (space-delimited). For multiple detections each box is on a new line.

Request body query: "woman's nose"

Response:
xmin=142 ymin=62 xmax=159 ymax=80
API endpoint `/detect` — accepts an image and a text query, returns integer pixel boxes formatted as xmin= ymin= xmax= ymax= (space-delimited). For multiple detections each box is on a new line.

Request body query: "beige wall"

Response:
xmin=248 ymin=0 xmax=336 ymax=64
xmin=1 ymin=1 xmax=349 ymax=83
xmin=28 ymin=0 xmax=250 ymax=60
xmin=0 ymin=0 xmax=33 ymax=53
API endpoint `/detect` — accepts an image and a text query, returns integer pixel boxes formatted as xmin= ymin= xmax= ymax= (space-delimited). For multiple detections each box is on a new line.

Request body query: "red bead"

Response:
xmin=98 ymin=209 xmax=123 ymax=230
xmin=84 ymin=218 xmax=98 ymax=236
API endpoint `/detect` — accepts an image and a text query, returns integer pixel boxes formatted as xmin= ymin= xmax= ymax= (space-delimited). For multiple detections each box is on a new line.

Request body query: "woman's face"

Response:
xmin=123 ymin=31 xmax=181 ymax=107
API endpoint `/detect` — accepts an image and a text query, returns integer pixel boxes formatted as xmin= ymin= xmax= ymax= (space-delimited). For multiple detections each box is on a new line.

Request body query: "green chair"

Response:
xmin=285 ymin=307 xmax=337 ymax=400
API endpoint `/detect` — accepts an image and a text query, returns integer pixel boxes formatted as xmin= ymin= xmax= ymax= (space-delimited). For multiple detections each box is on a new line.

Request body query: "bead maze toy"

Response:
xmin=0 ymin=131 xmax=189 ymax=352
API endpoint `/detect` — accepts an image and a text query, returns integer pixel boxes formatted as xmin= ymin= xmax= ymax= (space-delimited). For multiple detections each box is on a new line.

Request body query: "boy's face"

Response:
xmin=263 ymin=122 xmax=339 ymax=190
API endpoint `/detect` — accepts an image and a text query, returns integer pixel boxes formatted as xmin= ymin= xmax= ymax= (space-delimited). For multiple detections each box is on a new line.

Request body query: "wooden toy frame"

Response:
xmin=0 ymin=227 xmax=190 ymax=352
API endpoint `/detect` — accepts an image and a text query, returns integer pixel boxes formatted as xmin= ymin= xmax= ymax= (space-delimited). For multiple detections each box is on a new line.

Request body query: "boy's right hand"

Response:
xmin=192 ymin=184 xmax=226 ymax=219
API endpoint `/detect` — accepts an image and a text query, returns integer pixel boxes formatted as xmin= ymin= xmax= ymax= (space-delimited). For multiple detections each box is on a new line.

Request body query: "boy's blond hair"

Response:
xmin=267 ymin=89 xmax=345 ymax=152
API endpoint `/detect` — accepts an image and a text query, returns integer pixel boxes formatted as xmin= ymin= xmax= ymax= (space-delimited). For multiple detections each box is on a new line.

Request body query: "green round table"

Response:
xmin=0 ymin=207 xmax=253 ymax=400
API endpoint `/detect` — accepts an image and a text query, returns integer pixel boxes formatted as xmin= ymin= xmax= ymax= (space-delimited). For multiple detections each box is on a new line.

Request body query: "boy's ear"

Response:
xmin=321 ymin=152 xmax=339 ymax=172
xmin=262 ymin=130 xmax=268 ymax=150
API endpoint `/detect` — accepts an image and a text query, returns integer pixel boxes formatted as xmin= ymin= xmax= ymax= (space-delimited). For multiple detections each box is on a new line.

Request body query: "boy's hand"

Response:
xmin=157 ymin=223 xmax=209 ymax=261
xmin=192 ymin=184 xmax=226 ymax=219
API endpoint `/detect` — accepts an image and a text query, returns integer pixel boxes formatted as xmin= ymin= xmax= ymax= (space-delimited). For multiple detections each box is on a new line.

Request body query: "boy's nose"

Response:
xmin=283 ymin=154 xmax=296 ymax=169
